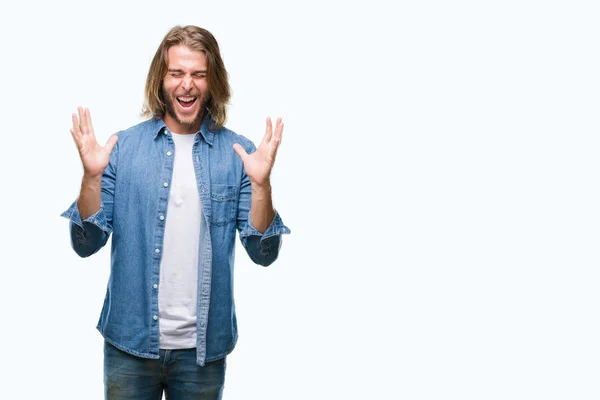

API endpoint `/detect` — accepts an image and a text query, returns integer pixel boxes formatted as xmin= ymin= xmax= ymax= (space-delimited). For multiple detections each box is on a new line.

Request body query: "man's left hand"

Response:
xmin=233 ymin=117 xmax=284 ymax=187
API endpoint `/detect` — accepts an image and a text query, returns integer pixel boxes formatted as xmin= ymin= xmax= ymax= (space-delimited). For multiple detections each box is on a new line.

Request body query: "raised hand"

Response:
xmin=70 ymin=106 xmax=118 ymax=178
xmin=233 ymin=117 xmax=284 ymax=187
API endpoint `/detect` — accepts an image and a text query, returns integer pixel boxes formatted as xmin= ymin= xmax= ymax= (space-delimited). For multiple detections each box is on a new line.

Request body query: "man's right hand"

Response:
xmin=70 ymin=106 xmax=118 ymax=178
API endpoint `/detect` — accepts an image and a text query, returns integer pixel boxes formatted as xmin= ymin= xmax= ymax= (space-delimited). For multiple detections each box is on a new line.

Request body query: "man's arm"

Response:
xmin=60 ymin=106 xmax=118 ymax=257
xmin=234 ymin=117 xmax=290 ymax=266
xmin=78 ymin=174 xmax=103 ymax=220
xmin=249 ymin=183 xmax=275 ymax=234
xmin=236 ymin=169 xmax=290 ymax=267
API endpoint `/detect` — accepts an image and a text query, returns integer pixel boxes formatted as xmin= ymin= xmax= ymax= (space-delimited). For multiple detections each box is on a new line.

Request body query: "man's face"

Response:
xmin=162 ymin=44 xmax=209 ymax=133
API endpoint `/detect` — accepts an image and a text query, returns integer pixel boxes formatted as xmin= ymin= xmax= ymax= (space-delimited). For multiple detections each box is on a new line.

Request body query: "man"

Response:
xmin=61 ymin=25 xmax=290 ymax=399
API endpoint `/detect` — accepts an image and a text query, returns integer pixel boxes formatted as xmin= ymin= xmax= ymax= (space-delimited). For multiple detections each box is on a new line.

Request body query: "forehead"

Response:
xmin=166 ymin=44 xmax=207 ymax=70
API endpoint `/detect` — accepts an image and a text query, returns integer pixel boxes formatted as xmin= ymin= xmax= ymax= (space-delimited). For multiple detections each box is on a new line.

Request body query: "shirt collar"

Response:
xmin=152 ymin=114 xmax=216 ymax=145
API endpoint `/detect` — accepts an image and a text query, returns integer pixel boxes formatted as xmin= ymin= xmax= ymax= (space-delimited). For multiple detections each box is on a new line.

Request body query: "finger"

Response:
xmin=274 ymin=117 xmax=284 ymax=141
xmin=233 ymin=143 xmax=248 ymax=162
xmin=70 ymin=128 xmax=82 ymax=150
xmin=72 ymin=113 xmax=82 ymax=136
xmin=262 ymin=117 xmax=273 ymax=145
xmin=268 ymin=137 xmax=281 ymax=161
xmin=104 ymin=134 xmax=118 ymax=154
xmin=77 ymin=106 xmax=86 ymax=134
xmin=85 ymin=108 xmax=95 ymax=135
xmin=82 ymin=108 xmax=91 ymax=135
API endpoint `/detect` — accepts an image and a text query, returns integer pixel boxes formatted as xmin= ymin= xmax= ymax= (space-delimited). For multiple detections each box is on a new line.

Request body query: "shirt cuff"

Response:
xmin=240 ymin=210 xmax=291 ymax=241
xmin=60 ymin=200 xmax=110 ymax=233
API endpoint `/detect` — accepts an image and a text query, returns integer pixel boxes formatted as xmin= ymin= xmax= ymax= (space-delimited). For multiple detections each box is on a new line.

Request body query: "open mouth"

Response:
xmin=176 ymin=96 xmax=197 ymax=108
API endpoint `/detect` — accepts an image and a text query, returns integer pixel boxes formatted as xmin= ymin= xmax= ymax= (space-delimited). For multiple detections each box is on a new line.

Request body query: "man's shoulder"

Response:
xmin=115 ymin=118 xmax=162 ymax=142
xmin=214 ymin=125 xmax=255 ymax=152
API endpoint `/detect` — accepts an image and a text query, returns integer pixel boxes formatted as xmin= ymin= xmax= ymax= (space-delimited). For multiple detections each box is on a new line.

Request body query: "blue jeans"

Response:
xmin=104 ymin=341 xmax=226 ymax=399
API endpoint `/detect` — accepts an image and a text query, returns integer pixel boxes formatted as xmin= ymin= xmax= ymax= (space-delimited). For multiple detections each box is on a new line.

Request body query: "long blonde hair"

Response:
xmin=143 ymin=25 xmax=231 ymax=130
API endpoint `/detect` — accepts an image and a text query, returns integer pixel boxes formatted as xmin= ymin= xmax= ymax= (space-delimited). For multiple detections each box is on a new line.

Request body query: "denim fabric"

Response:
xmin=104 ymin=341 xmax=226 ymax=400
xmin=61 ymin=116 xmax=290 ymax=366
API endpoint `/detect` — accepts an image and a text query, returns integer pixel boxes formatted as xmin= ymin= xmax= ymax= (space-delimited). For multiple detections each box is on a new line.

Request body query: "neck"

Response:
xmin=164 ymin=112 xmax=204 ymax=134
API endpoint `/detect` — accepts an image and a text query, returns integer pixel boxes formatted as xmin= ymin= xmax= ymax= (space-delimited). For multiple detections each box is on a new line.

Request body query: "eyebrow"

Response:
xmin=168 ymin=69 xmax=207 ymax=74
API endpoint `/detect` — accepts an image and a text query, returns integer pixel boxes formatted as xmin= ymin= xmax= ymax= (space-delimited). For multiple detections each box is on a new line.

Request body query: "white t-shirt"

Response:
xmin=158 ymin=131 xmax=201 ymax=349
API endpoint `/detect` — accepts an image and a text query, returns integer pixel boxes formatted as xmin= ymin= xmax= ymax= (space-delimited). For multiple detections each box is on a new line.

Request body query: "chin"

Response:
xmin=178 ymin=111 xmax=202 ymax=124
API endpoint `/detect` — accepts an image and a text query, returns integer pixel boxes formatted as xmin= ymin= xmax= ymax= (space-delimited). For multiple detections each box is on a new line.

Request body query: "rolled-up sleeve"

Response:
xmin=239 ymin=209 xmax=290 ymax=266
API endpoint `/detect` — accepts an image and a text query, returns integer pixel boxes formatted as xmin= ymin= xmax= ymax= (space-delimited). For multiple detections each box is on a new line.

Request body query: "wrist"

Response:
xmin=82 ymin=173 xmax=102 ymax=185
xmin=251 ymin=181 xmax=272 ymax=194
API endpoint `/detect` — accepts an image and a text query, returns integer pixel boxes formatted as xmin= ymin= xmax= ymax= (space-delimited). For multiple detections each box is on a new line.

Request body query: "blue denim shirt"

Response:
xmin=61 ymin=116 xmax=290 ymax=366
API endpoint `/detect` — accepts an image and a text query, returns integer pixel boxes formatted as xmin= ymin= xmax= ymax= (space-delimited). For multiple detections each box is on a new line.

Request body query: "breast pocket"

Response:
xmin=210 ymin=184 xmax=238 ymax=226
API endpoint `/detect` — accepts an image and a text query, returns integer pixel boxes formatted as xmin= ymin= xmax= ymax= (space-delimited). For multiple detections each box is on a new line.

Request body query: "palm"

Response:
xmin=70 ymin=107 xmax=118 ymax=177
xmin=233 ymin=117 xmax=284 ymax=187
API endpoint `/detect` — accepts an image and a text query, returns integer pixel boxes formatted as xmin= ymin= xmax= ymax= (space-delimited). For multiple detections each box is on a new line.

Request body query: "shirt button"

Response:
xmin=153 ymin=315 xmax=158 ymax=321
xmin=159 ymin=215 xmax=165 ymax=221
xmin=167 ymin=151 xmax=172 ymax=156
xmin=155 ymin=248 xmax=160 ymax=254
xmin=153 ymin=284 xmax=158 ymax=289
xmin=163 ymin=182 xmax=169 ymax=187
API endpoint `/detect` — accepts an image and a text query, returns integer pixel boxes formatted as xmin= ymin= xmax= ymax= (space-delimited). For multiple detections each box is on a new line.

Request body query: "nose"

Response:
xmin=181 ymin=75 xmax=193 ymax=91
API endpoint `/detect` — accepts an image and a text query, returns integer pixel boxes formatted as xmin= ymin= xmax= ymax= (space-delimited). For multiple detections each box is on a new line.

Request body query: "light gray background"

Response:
xmin=1 ymin=0 xmax=599 ymax=399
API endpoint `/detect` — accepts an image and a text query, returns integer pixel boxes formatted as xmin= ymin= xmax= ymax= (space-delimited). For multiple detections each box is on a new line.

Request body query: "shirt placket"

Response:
xmin=149 ymin=129 xmax=176 ymax=354
xmin=194 ymin=137 xmax=212 ymax=366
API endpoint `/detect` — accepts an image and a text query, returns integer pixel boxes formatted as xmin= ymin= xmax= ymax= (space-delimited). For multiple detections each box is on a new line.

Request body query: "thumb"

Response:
xmin=233 ymin=143 xmax=248 ymax=161
xmin=105 ymin=135 xmax=119 ymax=154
